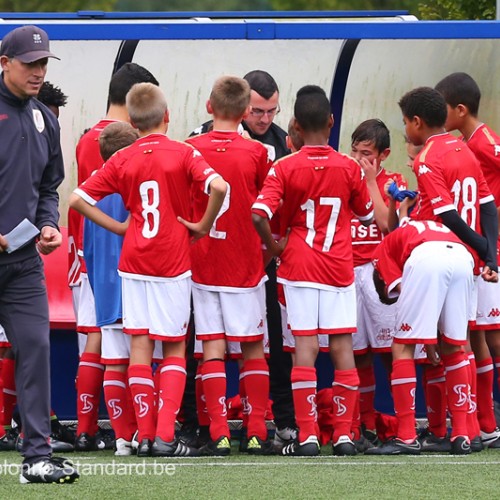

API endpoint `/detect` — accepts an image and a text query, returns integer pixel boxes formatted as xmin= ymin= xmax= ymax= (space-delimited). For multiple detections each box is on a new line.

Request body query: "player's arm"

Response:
xmin=251 ymin=213 xmax=289 ymax=257
xmin=177 ymin=176 xmax=227 ymax=241
xmin=360 ymin=157 xmax=390 ymax=233
xmin=479 ymin=200 xmax=499 ymax=279
xmin=69 ymin=192 xmax=128 ymax=236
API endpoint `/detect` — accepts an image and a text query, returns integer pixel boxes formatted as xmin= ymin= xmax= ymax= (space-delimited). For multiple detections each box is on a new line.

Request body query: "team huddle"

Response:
xmin=1 ymin=24 xmax=500 ymax=484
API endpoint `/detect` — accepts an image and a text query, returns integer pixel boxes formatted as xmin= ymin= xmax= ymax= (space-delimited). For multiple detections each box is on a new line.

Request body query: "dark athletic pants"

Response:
xmin=0 ymin=255 xmax=52 ymax=462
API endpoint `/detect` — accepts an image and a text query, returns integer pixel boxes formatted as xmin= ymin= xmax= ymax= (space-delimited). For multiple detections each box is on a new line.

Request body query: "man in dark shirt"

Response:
xmin=0 ymin=25 xmax=79 ymax=484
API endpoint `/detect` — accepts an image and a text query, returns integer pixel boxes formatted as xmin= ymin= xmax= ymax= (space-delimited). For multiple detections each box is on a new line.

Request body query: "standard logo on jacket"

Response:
xmin=33 ymin=109 xmax=45 ymax=133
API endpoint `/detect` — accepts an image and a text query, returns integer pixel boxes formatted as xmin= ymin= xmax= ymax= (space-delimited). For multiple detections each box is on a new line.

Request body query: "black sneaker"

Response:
xmin=196 ymin=426 xmax=210 ymax=448
xmin=75 ymin=432 xmax=104 ymax=452
xmin=281 ymin=436 xmax=320 ymax=457
xmin=333 ymin=435 xmax=357 ymax=456
xmin=137 ymin=438 xmax=153 ymax=457
xmin=96 ymin=429 xmax=115 ymax=450
xmin=0 ymin=427 xmax=18 ymax=451
xmin=246 ymin=436 xmax=275 ymax=455
xmin=20 ymin=456 xmax=79 ymax=484
xmin=450 ymin=436 xmax=471 ymax=455
xmin=177 ymin=424 xmax=199 ymax=448
xmin=152 ymin=436 xmax=200 ymax=457
xmin=199 ymin=436 xmax=231 ymax=456
xmin=51 ymin=422 xmax=76 ymax=444
xmin=470 ymin=435 xmax=484 ymax=453
xmin=353 ymin=435 xmax=375 ymax=453
xmin=418 ymin=429 xmax=451 ymax=453
xmin=362 ymin=427 xmax=381 ymax=446
xmin=365 ymin=437 xmax=421 ymax=455
xmin=238 ymin=427 xmax=248 ymax=453
xmin=273 ymin=426 xmax=298 ymax=452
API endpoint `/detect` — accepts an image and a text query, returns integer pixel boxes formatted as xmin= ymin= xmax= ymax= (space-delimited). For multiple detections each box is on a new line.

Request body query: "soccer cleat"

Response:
xmin=273 ymin=426 xmax=298 ymax=452
xmin=0 ymin=428 xmax=18 ymax=451
xmin=49 ymin=435 xmax=75 ymax=453
xmin=238 ymin=427 xmax=248 ymax=453
xmin=418 ymin=430 xmax=451 ymax=453
xmin=198 ymin=436 xmax=231 ymax=456
xmin=480 ymin=428 xmax=500 ymax=448
xmin=365 ymin=437 xmax=421 ymax=455
xmin=137 ymin=438 xmax=153 ymax=457
xmin=114 ymin=438 xmax=133 ymax=456
xmin=450 ymin=436 xmax=471 ymax=455
xmin=246 ymin=435 xmax=275 ymax=455
xmin=151 ymin=436 xmax=200 ymax=457
xmin=20 ymin=456 xmax=79 ymax=484
xmin=75 ymin=432 xmax=105 ymax=452
xmin=177 ymin=424 xmax=199 ymax=448
xmin=281 ymin=435 xmax=320 ymax=457
xmin=131 ymin=430 xmax=139 ymax=452
xmin=96 ymin=429 xmax=115 ymax=450
xmin=362 ymin=428 xmax=381 ymax=447
xmin=353 ymin=435 xmax=375 ymax=453
xmin=470 ymin=436 xmax=484 ymax=453
xmin=51 ymin=423 xmax=76 ymax=445
xmin=332 ymin=435 xmax=357 ymax=456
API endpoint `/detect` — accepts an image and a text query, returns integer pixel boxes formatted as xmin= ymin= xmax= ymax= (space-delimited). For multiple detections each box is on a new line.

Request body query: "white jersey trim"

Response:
xmin=74 ymin=187 xmax=98 ymax=206
xmin=434 ymin=204 xmax=456 ymax=215
xmin=192 ymin=275 xmax=268 ymax=293
xmin=205 ymin=173 xmax=223 ymax=195
xmin=354 ymin=209 xmax=374 ymax=222
xmin=252 ymin=202 xmax=274 ymax=220
xmin=118 ymin=269 xmax=191 ymax=282
xmin=480 ymin=194 xmax=495 ymax=204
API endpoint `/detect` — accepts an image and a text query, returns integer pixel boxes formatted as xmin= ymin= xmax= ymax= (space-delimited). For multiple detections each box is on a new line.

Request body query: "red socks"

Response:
xmin=241 ymin=358 xmax=269 ymax=441
xmin=357 ymin=365 xmax=376 ymax=432
xmin=391 ymin=359 xmax=417 ymax=442
xmin=332 ymin=368 xmax=360 ymax=442
xmin=476 ymin=357 xmax=497 ymax=433
xmin=103 ymin=370 xmax=135 ymax=441
xmin=128 ymin=364 xmax=156 ymax=441
xmin=76 ymin=352 xmax=104 ymax=436
xmin=156 ymin=357 xmax=187 ymax=443
xmin=195 ymin=364 xmax=210 ymax=427
xmin=292 ymin=366 xmax=318 ymax=443
xmin=2 ymin=358 xmax=16 ymax=427
xmin=422 ymin=364 xmax=447 ymax=438
xmin=201 ymin=359 xmax=229 ymax=441
xmin=466 ymin=352 xmax=481 ymax=438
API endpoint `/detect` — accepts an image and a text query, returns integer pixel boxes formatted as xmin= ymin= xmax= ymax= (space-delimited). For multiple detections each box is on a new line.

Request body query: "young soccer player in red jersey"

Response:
xmin=397 ymin=86 xmax=498 ymax=451
xmin=70 ymin=82 xmax=227 ymax=458
xmin=252 ymin=85 xmax=374 ymax=456
xmin=186 ymin=75 xmax=274 ymax=456
xmin=367 ymin=219 xmax=476 ymax=455
xmin=349 ymin=119 xmax=409 ymax=449
xmin=436 ymin=72 xmax=500 ymax=448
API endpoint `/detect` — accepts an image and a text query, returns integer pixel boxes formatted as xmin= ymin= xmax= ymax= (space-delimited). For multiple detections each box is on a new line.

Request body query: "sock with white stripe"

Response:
xmin=466 ymin=352 xmax=481 ymax=438
xmin=357 ymin=365 xmax=376 ymax=432
xmin=103 ymin=370 xmax=132 ymax=441
xmin=332 ymin=368 xmax=360 ymax=442
xmin=201 ymin=359 xmax=229 ymax=441
xmin=292 ymin=366 xmax=318 ymax=444
xmin=156 ymin=357 xmax=187 ymax=442
xmin=128 ymin=364 xmax=156 ymax=441
xmin=476 ymin=357 xmax=497 ymax=433
xmin=391 ymin=359 xmax=417 ymax=442
xmin=242 ymin=358 xmax=269 ymax=441
xmin=422 ymin=364 xmax=447 ymax=438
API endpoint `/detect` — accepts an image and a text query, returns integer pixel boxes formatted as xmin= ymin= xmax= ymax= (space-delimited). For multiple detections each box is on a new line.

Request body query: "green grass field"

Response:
xmin=2 ymin=445 xmax=499 ymax=499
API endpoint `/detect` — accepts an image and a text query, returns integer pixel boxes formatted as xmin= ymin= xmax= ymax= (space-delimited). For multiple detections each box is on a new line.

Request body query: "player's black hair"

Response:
xmin=373 ymin=268 xmax=398 ymax=306
xmin=294 ymin=85 xmax=330 ymax=132
xmin=351 ymin=118 xmax=390 ymax=152
xmin=398 ymin=87 xmax=447 ymax=128
xmin=435 ymin=72 xmax=481 ymax=117
xmin=108 ymin=62 xmax=159 ymax=106
xmin=37 ymin=81 xmax=68 ymax=108
xmin=243 ymin=70 xmax=279 ymax=99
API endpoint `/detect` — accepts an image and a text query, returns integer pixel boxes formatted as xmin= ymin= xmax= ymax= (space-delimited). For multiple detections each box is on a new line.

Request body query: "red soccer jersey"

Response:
xmin=411 ymin=132 xmax=494 ymax=271
xmin=186 ymin=131 xmax=271 ymax=290
xmin=252 ymin=145 xmax=374 ymax=288
xmin=75 ymin=133 xmax=220 ymax=279
xmin=351 ymin=169 xmax=407 ymax=267
xmin=70 ymin=119 xmax=117 ymax=278
xmin=466 ymin=123 xmax=500 ymax=264
xmin=373 ymin=219 xmax=467 ymax=294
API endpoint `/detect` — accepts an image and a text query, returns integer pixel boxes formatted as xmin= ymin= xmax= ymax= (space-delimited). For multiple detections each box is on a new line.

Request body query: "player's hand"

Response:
xmin=177 ymin=216 xmax=209 ymax=242
xmin=37 ymin=226 xmax=62 ymax=255
xmin=359 ymin=157 xmax=378 ymax=183
xmin=383 ymin=180 xmax=394 ymax=197
xmin=273 ymin=228 xmax=291 ymax=257
xmin=481 ymin=265 xmax=499 ymax=283
xmin=426 ymin=344 xmax=441 ymax=366
xmin=0 ymin=234 xmax=8 ymax=253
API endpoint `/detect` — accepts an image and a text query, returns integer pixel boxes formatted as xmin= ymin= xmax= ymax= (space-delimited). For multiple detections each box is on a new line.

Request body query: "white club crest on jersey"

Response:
xmin=193 ymin=149 xmax=202 ymax=158
xmin=267 ymin=167 xmax=276 ymax=177
xmin=80 ymin=393 xmax=94 ymax=414
xmin=307 ymin=394 xmax=318 ymax=419
xmin=108 ymin=399 xmax=123 ymax=419
xmin=33 ymin=109 xmax=45 ymax=133
xmin=134 ymin=393 xmax=149 ymax=418
xmin=219 ymin=396 xmax=228 ymax=417
xmin=418 ymin=164 xmax=432 ymax=175
xmin=453 ymin=384 xmax=469 ymax=407
xmin=410 ymin=388 xmax=416 ymax=411
xmin=333 ymin=395 xmax=346 ymax=417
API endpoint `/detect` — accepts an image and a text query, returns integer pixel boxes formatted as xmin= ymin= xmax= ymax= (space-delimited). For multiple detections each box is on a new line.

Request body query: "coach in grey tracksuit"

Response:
xmin=0 ymin=26 xmax=64 ymax=465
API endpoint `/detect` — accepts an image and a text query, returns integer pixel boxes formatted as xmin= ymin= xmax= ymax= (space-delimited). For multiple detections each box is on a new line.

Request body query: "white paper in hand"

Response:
xmin=5 ymin=219 xmax=40 ymax=253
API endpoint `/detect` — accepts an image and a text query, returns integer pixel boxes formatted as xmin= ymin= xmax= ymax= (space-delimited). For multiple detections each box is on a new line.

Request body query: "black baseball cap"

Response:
xmin=1 ymin=25 xmax=59 ymax=63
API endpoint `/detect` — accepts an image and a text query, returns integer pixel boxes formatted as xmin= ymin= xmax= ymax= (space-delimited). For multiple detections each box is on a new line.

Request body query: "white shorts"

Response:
xmin=192 ymin=285 xmax=266 ymax=343
xmin=122 ymin=276 xmax=191 ymax=342
xmin=71 ymin=285 xmax=87 ymax=355
xmin=0 ymin=323 xmax=9 ymax=347
xmin=76 ymin=274 xmax=99 ymax=334
xmin=280 ymin=303 xmax=329 ymax=353
xmin=283 ymin=283 xmax=357 ymax=336
xmin=395 ymin=241 xmax=473 ymax=346
xmin=352 ymin=262 xmax=396 ymax=354
xmin=472 ymin=276 xmax=500 ymax=330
